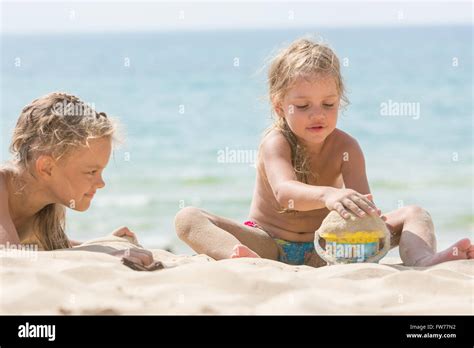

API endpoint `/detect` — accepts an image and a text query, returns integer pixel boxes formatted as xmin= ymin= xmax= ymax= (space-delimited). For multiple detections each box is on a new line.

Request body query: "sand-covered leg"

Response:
xmin=174 ymin=207 xmax=279 ymax=261
xmin=384 ymin=206 xmax=436 ymax=266
xmin=385 ymin=205 xmax=472 ymax=266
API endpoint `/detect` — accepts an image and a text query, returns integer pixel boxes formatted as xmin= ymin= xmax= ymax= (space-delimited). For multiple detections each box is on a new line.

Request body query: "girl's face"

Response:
xmin=46 ymin=137 xmax=112 ymax=212
xmin=277 ymin=74 xmax=340 ymax=151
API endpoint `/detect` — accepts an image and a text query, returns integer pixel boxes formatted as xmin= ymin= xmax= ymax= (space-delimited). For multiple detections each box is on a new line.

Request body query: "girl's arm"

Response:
xmin=261 ymin=131 xmax=330 ymax=211
xmin=69 ymin=239 xmax=83 ymax=247
xmin=0 ymin=173 xmax=21 ymax=245
xmin=261 ymin=131 xmax=378 ymax=218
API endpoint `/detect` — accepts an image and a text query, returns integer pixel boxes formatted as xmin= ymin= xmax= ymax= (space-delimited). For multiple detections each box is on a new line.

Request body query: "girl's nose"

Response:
xmin=96 ymin=175 xmax=106 ymax=189
xmin=308 ymin=106 xmax=324 ymax=119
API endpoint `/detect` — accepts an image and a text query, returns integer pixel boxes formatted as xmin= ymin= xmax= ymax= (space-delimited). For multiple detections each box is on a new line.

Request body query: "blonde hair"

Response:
xmin=6 ymin=92 xmax=117 ymax=250
xmin=263 ymin=37 xmax=348 ymax=184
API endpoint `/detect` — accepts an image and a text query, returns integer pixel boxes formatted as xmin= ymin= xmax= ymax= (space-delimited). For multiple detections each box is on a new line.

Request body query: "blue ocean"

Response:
xmin=1 ymin=26 xmax=472 ymax=254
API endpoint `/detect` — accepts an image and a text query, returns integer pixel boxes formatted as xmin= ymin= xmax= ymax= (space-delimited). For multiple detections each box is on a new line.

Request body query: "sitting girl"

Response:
xmin=0 ymin=92 xmax=156 ymax=269
xmin=174 ymin=38 xmax=473 ymax=267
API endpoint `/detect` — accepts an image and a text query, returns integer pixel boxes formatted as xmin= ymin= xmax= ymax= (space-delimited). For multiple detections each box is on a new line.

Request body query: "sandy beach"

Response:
xmin=1 ymin=235 xmax=472 ymax=315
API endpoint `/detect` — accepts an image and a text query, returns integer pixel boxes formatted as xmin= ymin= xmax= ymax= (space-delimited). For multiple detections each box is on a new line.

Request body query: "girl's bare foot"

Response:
xmin=230 ymin=244 xmax=261 ymax=259
xmin=414 ymin=238 xmax=473 ymax=266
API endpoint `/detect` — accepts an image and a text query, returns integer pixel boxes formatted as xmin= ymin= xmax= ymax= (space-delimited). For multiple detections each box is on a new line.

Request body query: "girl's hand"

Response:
xmin=324 ymin=188 xmax=383 ymax=220
xmin=111 ymin=226 xmax=141 ymax=246
xmin=69 ymin=239 xmax=83 ymax=247
xmin=111 ymin=247 xmax=163 ymax=271
xmin=111 ymin=226 xmax=137 ymax=240
xmin=111 ymin=247 xmax=153 ymax=265
xmin=110 ymin=227 xmax=163 ymax=270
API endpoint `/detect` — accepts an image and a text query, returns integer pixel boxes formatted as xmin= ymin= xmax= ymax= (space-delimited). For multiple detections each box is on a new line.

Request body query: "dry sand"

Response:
xmin=1 ymin=235 xmax=472 ymax=314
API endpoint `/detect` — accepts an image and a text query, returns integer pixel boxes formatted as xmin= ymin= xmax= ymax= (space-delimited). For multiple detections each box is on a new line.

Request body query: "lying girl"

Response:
xmin=0 ymin=92 xmax=157 ymax=269
xmin=174 ymin=38 xmax=473 ymax=267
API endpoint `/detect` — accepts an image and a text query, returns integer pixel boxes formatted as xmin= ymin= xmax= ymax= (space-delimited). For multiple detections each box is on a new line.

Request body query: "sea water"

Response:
xmin=1 ymin=26 xmax=472 ymax=254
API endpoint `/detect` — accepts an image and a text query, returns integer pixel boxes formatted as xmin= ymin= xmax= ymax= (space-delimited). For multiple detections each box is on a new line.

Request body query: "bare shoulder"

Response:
xmin=0 ymin=168 xmax=21 ymax=244
xmin=0 ymin=170 xmax=11 ymax=222
xmin=328 ymin=128 xmax=363 ymax=157
xmin=0 ymin=170 xmax=9 ymax=206
xmin=0 ymin=170 xmax=7 ymax=196
xmin=260 ymin=129 xmax=291 ymax=156
xmin=330 ymin=128 xmax=359 ymax=147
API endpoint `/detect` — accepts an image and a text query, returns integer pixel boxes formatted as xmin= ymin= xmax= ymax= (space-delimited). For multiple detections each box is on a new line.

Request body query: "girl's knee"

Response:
xmin=174 ymin=206 xmax=203 ymax=239
xmin=403 ymin=205 xmax=432 ymax=221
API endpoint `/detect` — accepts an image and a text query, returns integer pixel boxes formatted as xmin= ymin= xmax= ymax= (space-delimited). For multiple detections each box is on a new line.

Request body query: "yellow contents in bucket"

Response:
xmin=320 ymin=230 xmax=385 ymax=244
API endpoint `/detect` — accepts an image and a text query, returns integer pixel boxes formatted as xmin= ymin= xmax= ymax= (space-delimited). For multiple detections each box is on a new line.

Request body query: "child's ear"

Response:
xmin=35 ymin=155 xmax=55 ymax=178
xmin=272 ymin=100 xmax=285 ymax=119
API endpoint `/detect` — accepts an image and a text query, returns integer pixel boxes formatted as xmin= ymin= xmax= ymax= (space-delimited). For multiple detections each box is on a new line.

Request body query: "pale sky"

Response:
xmin=1 ymin=0 xmax=472 ymax=33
